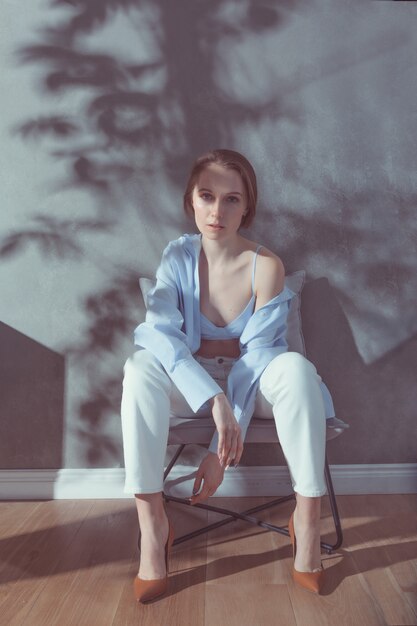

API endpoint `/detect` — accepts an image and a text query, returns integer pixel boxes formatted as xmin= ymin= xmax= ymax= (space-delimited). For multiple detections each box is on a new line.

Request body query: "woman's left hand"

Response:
xmin=210 ymin=392 xmax=243 ymax=468
xmin=189 ymin=452 xmax=225 ymax=505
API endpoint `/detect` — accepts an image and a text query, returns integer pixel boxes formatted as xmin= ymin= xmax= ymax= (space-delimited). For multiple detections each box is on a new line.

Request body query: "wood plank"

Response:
xmin=0 ymin=494 xmax=416 ymax=625
xmin=289 ymin=552 xmax=388 ymax=626
xmin=205 ymin=497 xmax=290 ymax=586
xmin=205 ymin=583 xmax=296 ymax=626
xmin=0 ymin=501 xmax=41 ymax=537
xmin=338 ymin=495 xmax=417 ymax=626
xmin=192 ymin=498 xmax=296 ymax=626
xmin=23 ymin=500 xmax=137 ymax=626
xmin=0 ymin=500 xmax=43 ymax=571
xmin=0 ymin=501 xmax=91 ymax=598
xmin=0 ymin=500 xmax=93 ymax=625
xmin=267 ymin=496 xmax=386 ymax=626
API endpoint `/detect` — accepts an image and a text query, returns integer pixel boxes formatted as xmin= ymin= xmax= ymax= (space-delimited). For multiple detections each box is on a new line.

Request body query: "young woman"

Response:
xmin=121 ymin=149 xmax=336 ymax=602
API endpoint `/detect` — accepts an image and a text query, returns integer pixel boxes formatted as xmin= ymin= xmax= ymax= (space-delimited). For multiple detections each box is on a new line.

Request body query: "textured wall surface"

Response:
xmin=0 ymin=1 xmax=416 ymax=469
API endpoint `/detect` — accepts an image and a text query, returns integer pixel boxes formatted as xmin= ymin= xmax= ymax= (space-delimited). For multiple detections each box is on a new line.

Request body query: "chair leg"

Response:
xmin=163 ymin=493 xmax=296 ymax=546
xmin=161 ymin=445 xmax=343 ymax=553
xmin=163 ymin=443 xmax=186 ymax=481
xmin=324 ymin=454 xmax=343 ymax=552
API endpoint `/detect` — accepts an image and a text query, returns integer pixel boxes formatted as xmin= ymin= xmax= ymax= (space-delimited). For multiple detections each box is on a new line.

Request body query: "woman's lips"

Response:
xmin=207 ymin=224 xmax=223 ymax=229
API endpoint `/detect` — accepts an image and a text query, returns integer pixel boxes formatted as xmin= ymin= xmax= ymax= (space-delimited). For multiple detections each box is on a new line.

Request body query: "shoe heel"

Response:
xmin=288 ymin=512 xmax=323 ymax=595
xmin=165 ymin=520 xmax=175 ymax=574
xmin=134 ymin=515 xmax=175 ymax=603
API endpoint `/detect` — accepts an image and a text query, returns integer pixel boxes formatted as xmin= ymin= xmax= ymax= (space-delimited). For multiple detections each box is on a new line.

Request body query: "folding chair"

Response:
xmin=163 ymin=416 xmax=348 ymax=553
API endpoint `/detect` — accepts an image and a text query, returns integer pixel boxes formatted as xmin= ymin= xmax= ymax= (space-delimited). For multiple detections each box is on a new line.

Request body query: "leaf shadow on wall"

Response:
xmin=4 ymin=0 xmax=305 ymax=465
xmin=3 ymin=0 xmax=415 ymax=466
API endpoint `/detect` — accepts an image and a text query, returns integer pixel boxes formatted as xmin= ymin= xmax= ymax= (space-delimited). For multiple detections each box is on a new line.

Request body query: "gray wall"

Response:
xmin=1 ymin=0 xmax=416 ymax=469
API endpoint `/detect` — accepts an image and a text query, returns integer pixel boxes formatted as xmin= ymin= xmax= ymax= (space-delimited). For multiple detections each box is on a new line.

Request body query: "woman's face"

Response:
xmin=191 ymin=163 xmax=248 ymax=238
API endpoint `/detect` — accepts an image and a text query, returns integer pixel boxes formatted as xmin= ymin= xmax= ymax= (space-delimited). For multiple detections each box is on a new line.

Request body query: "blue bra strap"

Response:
xmin=252 ymin=245 xmax=263 ymax=295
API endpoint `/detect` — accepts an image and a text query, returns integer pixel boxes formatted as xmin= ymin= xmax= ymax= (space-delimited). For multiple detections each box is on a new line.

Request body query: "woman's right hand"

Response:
xmin=210 ymin=393 xmax=243 ymax=467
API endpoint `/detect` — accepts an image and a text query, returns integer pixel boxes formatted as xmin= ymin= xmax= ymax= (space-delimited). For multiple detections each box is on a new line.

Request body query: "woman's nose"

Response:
xmin=210 ymin=199 xmax=223 ymax=217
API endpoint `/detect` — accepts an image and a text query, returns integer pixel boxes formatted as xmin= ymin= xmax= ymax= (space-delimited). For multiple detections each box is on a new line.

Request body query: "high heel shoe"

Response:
xmin=134 ymin=511 xmax=175 ymax=603
xmin=288 ymin=513 xmax=324 ymax=594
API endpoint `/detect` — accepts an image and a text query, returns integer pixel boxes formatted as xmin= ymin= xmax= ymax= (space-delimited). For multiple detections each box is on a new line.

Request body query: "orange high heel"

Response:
xmin=288 ymin=512 xmax=324 ymax=594
xmin=134 ymin=512 xmax=175 ymax=603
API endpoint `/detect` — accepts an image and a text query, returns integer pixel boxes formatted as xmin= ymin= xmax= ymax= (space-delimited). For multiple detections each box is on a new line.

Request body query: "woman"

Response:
xmin=121 ymin=149 xmax=336 ymax=602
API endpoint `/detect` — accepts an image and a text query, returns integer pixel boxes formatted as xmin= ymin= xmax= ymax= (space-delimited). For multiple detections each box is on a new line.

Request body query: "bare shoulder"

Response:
xmin=257 ymin=244 xmax=285 ymax=275
xmin=253 ymin=244 xmax=285 ymax=306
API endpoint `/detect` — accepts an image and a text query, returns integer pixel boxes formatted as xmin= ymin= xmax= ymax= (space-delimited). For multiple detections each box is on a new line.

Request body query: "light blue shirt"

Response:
xmin=134 ymin=233 xmax=335 ymax=454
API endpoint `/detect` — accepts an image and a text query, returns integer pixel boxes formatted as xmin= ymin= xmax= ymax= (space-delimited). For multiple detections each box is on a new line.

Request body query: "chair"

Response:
xmin=139 ymin=270 xmax=348 ymax=553
xmin=163 ymin=416 xmax=347 ymax=553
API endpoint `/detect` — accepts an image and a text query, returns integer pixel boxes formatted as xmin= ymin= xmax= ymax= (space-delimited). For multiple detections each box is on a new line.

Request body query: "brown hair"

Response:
xmin=183 ymin=149 xmax=257 ymax=229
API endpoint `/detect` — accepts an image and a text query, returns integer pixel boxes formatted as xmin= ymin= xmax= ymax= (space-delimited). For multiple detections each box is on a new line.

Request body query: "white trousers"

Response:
xmin=121 ymin=350 xmax=327 ymax=498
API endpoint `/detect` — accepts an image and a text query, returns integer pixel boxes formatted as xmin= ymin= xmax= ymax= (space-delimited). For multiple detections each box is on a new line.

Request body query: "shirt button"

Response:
xmin=218 ymin=358 xmax=224 ymax=364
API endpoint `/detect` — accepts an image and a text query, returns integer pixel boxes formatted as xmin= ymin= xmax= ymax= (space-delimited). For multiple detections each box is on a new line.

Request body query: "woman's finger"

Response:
xmin=227 ymin=424 xmax=242 ymax=464
xmin=234 ymin=432 xmax=244 ymax=464
xmin=217 ymin=431 xmax=228 ymax=465
xmin=226 ymin=440 xmax=238 ymax=466
xmin=191 ymin=481 xmax=211 ymax=504
xmin=225 ymin=430 xmax=237 ymax=463
xmin=217 ymin=432 xmax=225 ymax=462
xmin=222 ymin=429 xmax=233 ymax=461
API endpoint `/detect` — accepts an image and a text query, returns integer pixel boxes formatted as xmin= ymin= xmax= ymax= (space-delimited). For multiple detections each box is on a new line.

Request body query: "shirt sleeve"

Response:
xmin=133 ymin=243 xmax=223 ymax=413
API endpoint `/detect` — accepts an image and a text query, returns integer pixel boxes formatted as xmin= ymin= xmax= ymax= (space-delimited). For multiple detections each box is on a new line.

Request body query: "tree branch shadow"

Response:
xmin=2 ymin=0 xmax=416 ymax=466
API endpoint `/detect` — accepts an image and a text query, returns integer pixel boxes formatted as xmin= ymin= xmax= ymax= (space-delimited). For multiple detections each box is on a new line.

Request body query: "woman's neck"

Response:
xmin=200 ymin=233 xmax=246 ymax=267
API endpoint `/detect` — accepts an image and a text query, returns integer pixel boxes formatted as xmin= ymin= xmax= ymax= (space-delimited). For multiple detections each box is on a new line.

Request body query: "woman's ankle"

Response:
xmin=135 ymin=492 xmax=164 ymax=515
xmin=135 ymin=492 xmax=168 ymax=534
xmin=295 ymin=494 xmax=321 ymax=523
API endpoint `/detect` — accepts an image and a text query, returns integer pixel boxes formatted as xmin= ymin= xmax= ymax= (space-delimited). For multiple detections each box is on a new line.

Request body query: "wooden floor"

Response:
xmin=0 ymin=495 xmax=416 ymax=626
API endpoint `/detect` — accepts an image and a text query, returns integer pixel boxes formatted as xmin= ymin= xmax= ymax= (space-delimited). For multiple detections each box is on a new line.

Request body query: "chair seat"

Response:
xmin=168 ymin=415 xmax=349 ymax=446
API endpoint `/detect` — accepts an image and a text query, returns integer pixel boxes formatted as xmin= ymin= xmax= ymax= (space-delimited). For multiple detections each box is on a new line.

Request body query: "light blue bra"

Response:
xmin=200 ymin=245 xmax=263 ymax=340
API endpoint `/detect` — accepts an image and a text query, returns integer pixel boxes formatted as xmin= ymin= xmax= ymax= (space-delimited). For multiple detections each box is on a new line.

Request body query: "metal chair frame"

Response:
xmin=162 ymin=443 xmax=343 ymax=554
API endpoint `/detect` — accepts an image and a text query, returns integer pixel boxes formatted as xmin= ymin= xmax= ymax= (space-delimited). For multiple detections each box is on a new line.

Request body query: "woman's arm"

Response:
xmin=134 ymin=240 xmax=223 ymax=412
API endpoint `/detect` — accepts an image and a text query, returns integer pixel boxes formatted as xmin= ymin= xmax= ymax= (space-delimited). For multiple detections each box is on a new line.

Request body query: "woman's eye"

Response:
xmin=201 ymin=193 xmax=212 ymax=201
xmin=227 ymin=196 xmax=239 ymax=203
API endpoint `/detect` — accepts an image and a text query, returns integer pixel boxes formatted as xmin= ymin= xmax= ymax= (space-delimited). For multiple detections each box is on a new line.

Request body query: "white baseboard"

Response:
xmin=0 ymin=464 xmax=416 ymax=500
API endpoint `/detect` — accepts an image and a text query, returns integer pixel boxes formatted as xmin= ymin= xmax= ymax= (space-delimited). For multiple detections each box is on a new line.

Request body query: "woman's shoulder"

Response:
xmin=163 ymin=233 xmax=200 ymax=256
xmin=157 ymin=234 xmax=199 ymax=281
xmin=242 ymin=238 xmax=285 ymax=273
xmin=240 ymin=239 xmax=285 ymax=301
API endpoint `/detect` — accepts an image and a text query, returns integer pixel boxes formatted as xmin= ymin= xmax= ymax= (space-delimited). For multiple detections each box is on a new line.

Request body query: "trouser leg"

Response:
xmin=120 ymin=350 xmax=218 ymax=494
xmin=121 ymin=349 xmax=173 ymax=494
xmin=257 ymin=352 xmax=327 ymax=497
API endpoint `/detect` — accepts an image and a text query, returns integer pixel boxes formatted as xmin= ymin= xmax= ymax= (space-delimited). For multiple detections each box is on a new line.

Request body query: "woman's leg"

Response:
xmin=121 ymin=349 xmax=174 ymax=494
xmin=121 ymin=349 xmax=174 ymax=578
xmin=121 ymin=348 xmax=212 ymax=579
xmin=133 ymin=492 xmax=170 ymax=579
xmin=293 ymin=494 xmax=322 ymax=572
xmin=257 ymin=351 xmax=326 ymax=571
